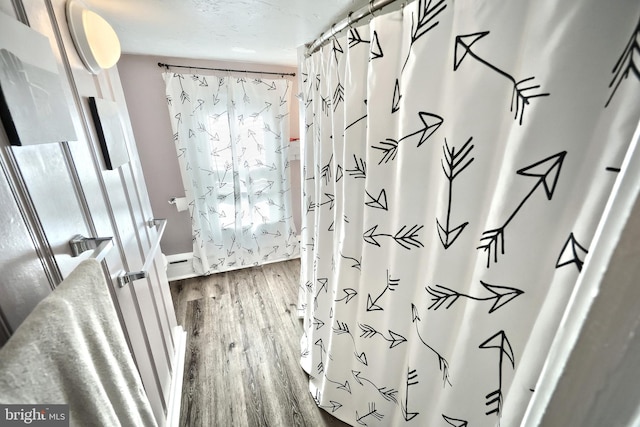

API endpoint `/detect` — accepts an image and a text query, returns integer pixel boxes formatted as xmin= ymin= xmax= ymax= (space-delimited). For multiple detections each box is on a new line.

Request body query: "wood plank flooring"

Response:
xmin=170 ymin=259 xmax=349 ymax=427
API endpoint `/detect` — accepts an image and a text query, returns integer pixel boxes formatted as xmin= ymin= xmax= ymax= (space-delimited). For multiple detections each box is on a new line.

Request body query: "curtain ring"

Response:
xmin=369 ymin=0 xmax=376 ymax=17
xmin=347 ymin=11 xmax=354 ymax=29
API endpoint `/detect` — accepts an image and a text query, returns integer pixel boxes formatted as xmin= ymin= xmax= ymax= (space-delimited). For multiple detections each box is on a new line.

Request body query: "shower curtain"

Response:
xmin=164 ymin=72 xmax=299 ymax=275
xmin=298 ymin=0 xmax=640 ymax=425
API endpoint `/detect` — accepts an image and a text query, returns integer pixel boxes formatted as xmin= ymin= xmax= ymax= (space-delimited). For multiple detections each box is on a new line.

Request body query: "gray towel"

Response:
xmin=0 ymin=259 xmax=157 ymax=427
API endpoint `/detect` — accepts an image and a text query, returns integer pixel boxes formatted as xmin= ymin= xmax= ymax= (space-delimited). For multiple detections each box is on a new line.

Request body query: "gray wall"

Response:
xmin=118 ymin=54 xmax=301 ymax=256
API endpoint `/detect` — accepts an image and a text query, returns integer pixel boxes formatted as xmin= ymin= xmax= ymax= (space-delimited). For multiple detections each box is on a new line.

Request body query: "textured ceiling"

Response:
xmin=80 ymin=0 xmax=372 ymax=66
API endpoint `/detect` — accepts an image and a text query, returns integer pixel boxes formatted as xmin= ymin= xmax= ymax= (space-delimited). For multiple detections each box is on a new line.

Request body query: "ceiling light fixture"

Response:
xmin=66 ymin=0 xmax=121 ymax=74
xmin=232 ymin=47 xmax=257 ymax=54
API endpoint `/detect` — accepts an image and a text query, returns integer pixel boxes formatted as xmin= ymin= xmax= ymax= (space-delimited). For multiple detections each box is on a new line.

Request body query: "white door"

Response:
xmin=0 ymin=2 xmax=179 ymax=425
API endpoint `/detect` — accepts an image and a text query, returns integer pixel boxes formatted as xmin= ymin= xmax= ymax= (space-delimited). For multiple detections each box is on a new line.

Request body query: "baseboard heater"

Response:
xmin=165 ymin=252 xmax=198 ymax=281
xmin=165 ymin=236 xmax=301 ymax=281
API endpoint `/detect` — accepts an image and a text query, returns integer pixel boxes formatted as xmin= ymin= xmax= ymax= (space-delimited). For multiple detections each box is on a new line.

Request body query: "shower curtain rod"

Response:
xmin=157 ymin=62 xmax=295 ymax=77
xmin=306 ymin=0 xmax=400 ymax=55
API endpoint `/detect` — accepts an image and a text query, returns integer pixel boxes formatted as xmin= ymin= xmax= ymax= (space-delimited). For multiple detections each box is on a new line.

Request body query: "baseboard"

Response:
xmin=166 ymin=325 xmax=187 ymax=427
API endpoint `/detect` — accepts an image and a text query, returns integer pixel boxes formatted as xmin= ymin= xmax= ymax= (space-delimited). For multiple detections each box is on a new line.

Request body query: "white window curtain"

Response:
xmin=164 ymin=72 xmax=299 ymax=275
xmin=299 ymin=1 xmax=640 ymax=426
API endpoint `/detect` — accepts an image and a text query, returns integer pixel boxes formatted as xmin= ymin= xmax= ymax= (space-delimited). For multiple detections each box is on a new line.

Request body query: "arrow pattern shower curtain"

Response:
xmin=164 ymin=72 xmax=299 ymax=275
xmin=298 ymin=0 xmax=640 ymax=425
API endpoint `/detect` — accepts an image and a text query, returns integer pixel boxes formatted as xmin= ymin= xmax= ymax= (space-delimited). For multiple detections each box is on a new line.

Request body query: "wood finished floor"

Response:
xmin=170 ymin=259 xmax=349 ymax=427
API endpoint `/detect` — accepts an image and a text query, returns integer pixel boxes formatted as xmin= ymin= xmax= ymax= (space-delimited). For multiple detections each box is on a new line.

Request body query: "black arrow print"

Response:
xmin=254 ymin=206 xmax=269 ymax=223
xmin=370 ymin=31 xmax=384 ymax=61
xmin=333 ymin=83 xmax=345 ymax=112
xmin=372 ymin=112 xmax=443 ymax=164
xmin=317 ymin=193 xmax=335 ymax=210
xmin=556 ymin=232 xmax=588 ymax=272
xmin=479 ymin=330 xmax=515 ymax=417
xmin=454 ymin=31 xmax=550 ymax=125
xmin=401 ymin=368 xmax=419 ymax=421
xmin=251 ymin=233 xmax=261 ymax=253
xmin=321 ymin=155 xmax=333 ymax=185
xmin=332 ymin=38 xmax=343 ymax=64
xmin=437 ymin=137 xmax=474 ymax=249
xmin=198 ymin=122 xmax=218 ymax=140
xmin=426 ymin=280 xmax=524 ymax=313
xmin=478 ymin=151 xmax=567 ymax=267
xmin=348 ymin=27 xmax=369 ymax=48
xmin=255 ymin=159 xmax=277 ymax=171
xmin=335 ymin=288 xmax=358 ymax=304
xmin=174 ymin=74 xmax=190 ymax=104
xmin=314 ymin=338 xmax=331 ymax=374
xmin=252 ymin=78 xmax=276 ymax=90
xmin=305 ymin=198 xmax=316 ymax=215
xmin=365 ymin=189 xmax=388 ymax=210
xmin=340 ymin=252 xmax=362 ymax=270
xmin=359 ymin=323 xmax=407 ymax=349
xmin=263 ymin=246 xmax=280 ymax=260
xmin=191 ymin=75 xmax=208 ymax=87
xmin=280 ymin=81 xmax=290 ymax=106
xmin=263 ymin=123 xmax=281 ymax=139
xmin=367 ymin=269 xmax=399 ymax=311
xmin=254 ymin=181 xmax=275 ymax=197
xmin=324 ymin=373 xmax=352 ymax=394
xmin=442 ymin=414 xmax=468 ymax=427
xmin=312 ymin=317 xmax=324 ymax=330
xmin=250 ymin=101 xmax=272 ymax=118
xmin=335 ymin=164 xmax=344 ymax=183
xmin=352 ymin=370 xmax=398 ymax=403
xmin=346 ymin=155 xmax=367 ymax=179
xmin=313 ymin=278 xmax=328 ymax=309
xmin=319 ymin=401 xmax=343 ymax=413
xmin=412 ymin=304 xmax=452 ymax=386
xmin=364 ymin=224 xmax=424 ymax=250
xmin=356 ymin=402 xmax=384 ymax=426
xmin=402 ymin=0 xmax=448 ymax=72
xmin=321 ymin=95 xmax=332 ymax=116
xmin=606 ymin=15 xmax=639 ymax=107
xmin=333 ymin=320 xmax=368 ymax=365
xmin=236 ymin=77 xmax=251 ymax=103
xmin=192 ymin=99 xmax=205 ymax=113
xmin=275 ymin=144 xmax=291 ymax=155
xmin=392 ymin=79 xmax=402 ymax=113
xmin=345 ymin=100 xmax=369 ymax=131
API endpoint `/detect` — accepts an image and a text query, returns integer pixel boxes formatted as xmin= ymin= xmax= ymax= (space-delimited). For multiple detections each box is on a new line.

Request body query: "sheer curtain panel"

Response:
xmin=298 ymin=1 xmax=640 ymax=426
xmin=165 ymin=72 xmax=299 ymax=275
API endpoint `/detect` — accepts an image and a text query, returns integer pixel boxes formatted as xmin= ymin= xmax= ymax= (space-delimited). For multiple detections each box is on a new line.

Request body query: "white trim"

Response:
xmin=166 ymin=325 xmax=187 ymax=427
